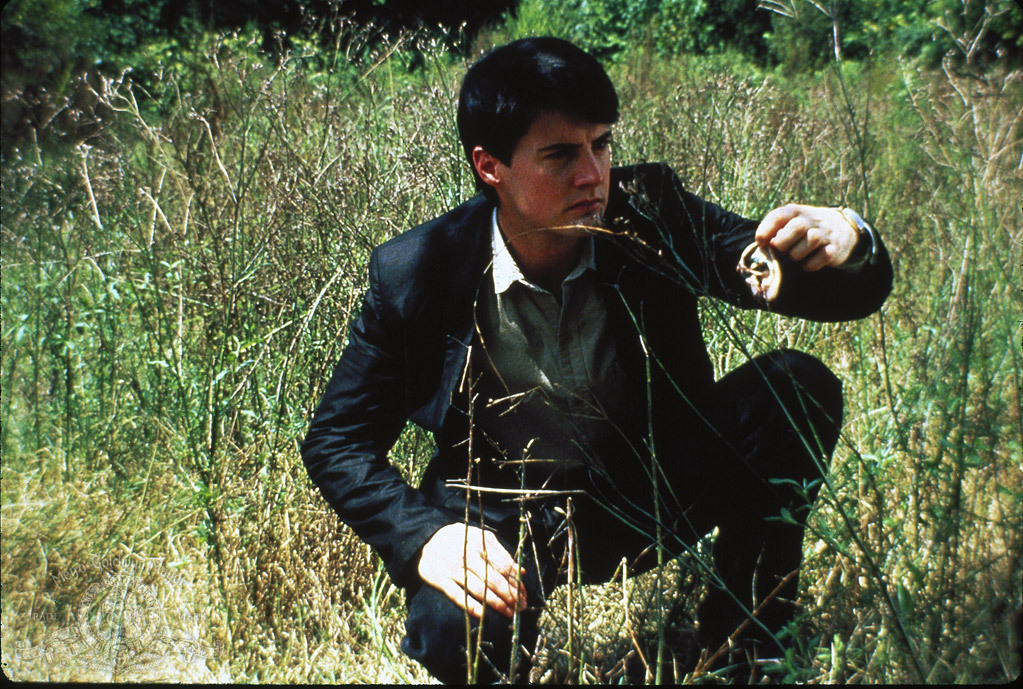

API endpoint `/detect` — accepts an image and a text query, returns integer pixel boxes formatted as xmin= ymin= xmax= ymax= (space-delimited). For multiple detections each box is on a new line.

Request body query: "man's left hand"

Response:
xmin=756 ymin=204 xmax=859 ymax=271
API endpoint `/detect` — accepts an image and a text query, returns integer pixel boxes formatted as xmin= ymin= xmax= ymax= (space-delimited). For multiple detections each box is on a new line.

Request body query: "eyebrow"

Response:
xmin=537 ymin=129 xmax=614 ymax=154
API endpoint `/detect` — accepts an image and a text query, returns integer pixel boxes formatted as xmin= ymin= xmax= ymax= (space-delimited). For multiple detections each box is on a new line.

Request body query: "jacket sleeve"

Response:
xmin=627 ymin=163 xmax=893 ymax=322
xmin=301 ymin=247 xmax=455 ymax=587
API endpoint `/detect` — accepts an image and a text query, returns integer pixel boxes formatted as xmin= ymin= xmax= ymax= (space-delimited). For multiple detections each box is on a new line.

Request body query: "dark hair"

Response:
xmin=457 ymin=37 xmax=620 ymax=200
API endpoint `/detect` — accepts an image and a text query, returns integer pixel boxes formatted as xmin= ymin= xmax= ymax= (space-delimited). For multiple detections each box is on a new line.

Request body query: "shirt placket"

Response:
xmin=558 ymin=275 xmax=595 ymax=435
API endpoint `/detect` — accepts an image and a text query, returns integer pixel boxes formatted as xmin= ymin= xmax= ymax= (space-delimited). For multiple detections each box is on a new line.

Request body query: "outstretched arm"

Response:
xmin=619 ymin=163 xmax=893 ymax=321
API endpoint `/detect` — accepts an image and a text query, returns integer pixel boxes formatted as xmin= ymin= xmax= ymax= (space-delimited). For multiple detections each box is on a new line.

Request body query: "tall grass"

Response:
xmin=2 ymin=15 xmax=1020 ymax=684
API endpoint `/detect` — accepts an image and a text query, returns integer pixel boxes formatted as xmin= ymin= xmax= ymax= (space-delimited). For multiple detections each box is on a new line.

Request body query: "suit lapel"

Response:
xmin=410 ymin=201 xmax=494 ymax=432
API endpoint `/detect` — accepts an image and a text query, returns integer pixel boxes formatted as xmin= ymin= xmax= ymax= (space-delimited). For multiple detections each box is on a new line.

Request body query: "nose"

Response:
xmin=574 ymin=149 xmax=603 ymax=188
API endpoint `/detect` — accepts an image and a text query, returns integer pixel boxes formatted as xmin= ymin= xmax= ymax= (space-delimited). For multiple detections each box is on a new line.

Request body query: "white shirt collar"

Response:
xmin=490 ymin=208 xmax=595 ymax=295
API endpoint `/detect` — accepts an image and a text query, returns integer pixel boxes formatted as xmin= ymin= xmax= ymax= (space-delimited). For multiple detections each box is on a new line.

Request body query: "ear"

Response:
xmin=471 ymin=145 xmax=504 ymax=190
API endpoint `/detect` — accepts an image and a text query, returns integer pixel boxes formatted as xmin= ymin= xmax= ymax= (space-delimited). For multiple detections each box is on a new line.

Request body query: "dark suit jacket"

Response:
xmin=301 ymin=163 xmax=893 ymax=587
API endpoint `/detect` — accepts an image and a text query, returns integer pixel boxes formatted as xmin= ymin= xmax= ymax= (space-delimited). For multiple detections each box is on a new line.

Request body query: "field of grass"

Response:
xmin=2 ymin=15 xmax=1021 ymax=685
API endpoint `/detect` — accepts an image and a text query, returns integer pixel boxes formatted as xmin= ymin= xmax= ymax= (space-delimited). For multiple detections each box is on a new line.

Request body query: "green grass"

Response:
xmin=2 ymin=17 xmax=1021 ymax=684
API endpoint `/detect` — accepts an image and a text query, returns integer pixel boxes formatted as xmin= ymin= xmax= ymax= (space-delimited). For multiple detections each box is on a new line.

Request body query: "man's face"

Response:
xmin=475 ymin=111 xmax=612 ymax=241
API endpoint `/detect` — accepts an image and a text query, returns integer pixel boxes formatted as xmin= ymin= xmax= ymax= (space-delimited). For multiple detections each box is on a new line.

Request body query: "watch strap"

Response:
xmin=836 ymin=206 xmax=878 ymax=272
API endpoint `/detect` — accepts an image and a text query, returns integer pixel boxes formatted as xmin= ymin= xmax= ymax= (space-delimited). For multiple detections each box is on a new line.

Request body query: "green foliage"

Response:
xmin=652 ymin=0 xmax=772 ymax=58
xmin=495 ymin=0 xmax=1023 ymax=70
xmin=1 ymin=0 xmax=101 ymax=111
xmin=3 ymin=0 xmax=103 ymax=65
xmin=88 ymin=0 xmax=177 ymax=59
xmin=761 ymin=0 xmax=1023 ymax=70
xmin=6 ymin=0 xmax=1021 ymax=161
xmin=493 ymin=0 xmax=577 ymax=42
xmin=561 ymin=0 xmax=661 ymax=57
xmin=495 ymin=0 xmax=772 ymax=61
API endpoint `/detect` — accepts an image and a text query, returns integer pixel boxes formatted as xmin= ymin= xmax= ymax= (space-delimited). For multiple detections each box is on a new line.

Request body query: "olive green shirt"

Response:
xmin=473 ymin=210 xmax=635 ymax=485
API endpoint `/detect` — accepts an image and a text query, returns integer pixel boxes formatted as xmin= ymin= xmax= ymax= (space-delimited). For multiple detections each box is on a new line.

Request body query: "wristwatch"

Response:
xmin=837 ymin=207 xmax=878 ymax=272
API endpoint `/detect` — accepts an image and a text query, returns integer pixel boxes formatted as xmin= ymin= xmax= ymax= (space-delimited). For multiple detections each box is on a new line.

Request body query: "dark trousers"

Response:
xmin=401 ymin=349 xmax=843 ymax=683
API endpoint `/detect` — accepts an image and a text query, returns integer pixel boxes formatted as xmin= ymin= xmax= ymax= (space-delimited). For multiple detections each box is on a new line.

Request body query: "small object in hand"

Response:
xmin=738 ymin=242 xmax=781 ymax=303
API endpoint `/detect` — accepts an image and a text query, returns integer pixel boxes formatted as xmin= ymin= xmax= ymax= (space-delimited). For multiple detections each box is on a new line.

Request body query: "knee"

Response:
xmin=749 ymin=349 xmax=844 ymax=462
xmin=402 ymin=581 xmax=539 ymax=684
xmin=763 ymin=349 xmax=843 ymax=419
xmin=402 ymin=584 xmax=485 ymax=683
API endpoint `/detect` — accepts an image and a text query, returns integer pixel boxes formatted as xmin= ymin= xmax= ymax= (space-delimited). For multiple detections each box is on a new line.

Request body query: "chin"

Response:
xmin=556 ymin=211 xmax=605 ymax=235
xmin=552 ymin=224 xmax=595 ymax=239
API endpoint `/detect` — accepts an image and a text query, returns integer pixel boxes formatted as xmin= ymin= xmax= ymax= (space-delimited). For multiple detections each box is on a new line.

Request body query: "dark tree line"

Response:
xmin=0 ymin=0 xmax=515 ymax=157
xmin=2 ymin=0 xmax=1020 ymax=158
xmin=90 ymin=0 xmax=516 ymax=52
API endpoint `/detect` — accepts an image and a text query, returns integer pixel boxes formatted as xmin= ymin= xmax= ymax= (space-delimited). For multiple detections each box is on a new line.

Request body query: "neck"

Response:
xmin=498 ymin=214 xmax=584 ymax=293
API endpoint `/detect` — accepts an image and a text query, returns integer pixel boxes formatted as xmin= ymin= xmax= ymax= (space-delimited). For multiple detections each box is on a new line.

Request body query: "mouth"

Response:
xmin=568 ymin=198 xmax=605 ymax=216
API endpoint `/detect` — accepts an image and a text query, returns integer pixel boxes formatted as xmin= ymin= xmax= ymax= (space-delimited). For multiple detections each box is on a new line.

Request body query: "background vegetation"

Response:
xmin=2 ymin=0 xmax=1021 ymax=683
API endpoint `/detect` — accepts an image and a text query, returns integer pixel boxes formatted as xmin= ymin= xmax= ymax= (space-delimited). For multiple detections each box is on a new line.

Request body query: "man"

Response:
xmin=302 ymin=37 xmax=892 ymax=683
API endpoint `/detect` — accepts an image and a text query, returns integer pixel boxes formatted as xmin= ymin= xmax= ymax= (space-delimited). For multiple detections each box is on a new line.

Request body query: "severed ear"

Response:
xmin=737 ymin=242 xmax=782 ymax=303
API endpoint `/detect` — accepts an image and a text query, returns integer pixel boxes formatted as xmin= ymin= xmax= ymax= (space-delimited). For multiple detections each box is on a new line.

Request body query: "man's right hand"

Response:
xmin=418 ymin=523 xmax=528 ymax=619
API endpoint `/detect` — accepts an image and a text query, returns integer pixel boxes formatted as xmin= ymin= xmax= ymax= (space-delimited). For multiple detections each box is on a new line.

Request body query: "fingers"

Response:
xmin=770 ymin=217 xmax=816 ymax=256
xmin=784 ymin=225 xmax=827 ymax=262
xmin=802 ymin=242 xmax=838 ymax=272
xmin=436 ymin=566 xmax=519 ymax=619
xmin=478 ymin=530 xmax=528 ymax=607
xmin=467 ymin=531 xmax=527 ymax=617
xmin=755 ymin=205 xmax=857 ymax=271
xmin=465 ymin=556 xmax=527 ymax=618
xmin=418 ymin=524 xmax=528 ymax=620
xmin=754 ymin=204 xmax=800 ymax=248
